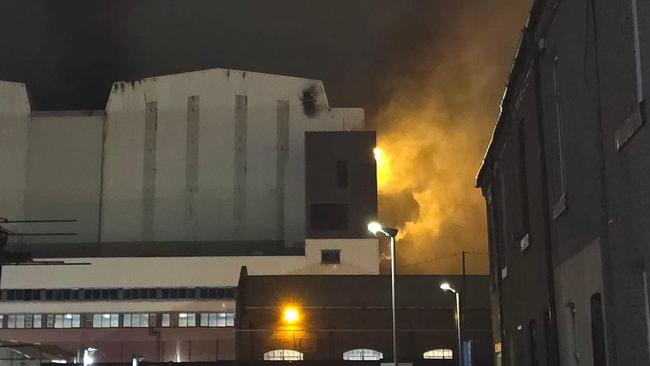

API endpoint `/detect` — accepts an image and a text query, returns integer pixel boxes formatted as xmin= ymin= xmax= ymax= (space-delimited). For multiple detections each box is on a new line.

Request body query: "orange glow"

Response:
xmin=373 ymin=147 xmax=382 ymax=164
xmin=374 ymin=0 xmax=530 ymax=274
xmin=282 ymin=305 xmax=300 ymax=324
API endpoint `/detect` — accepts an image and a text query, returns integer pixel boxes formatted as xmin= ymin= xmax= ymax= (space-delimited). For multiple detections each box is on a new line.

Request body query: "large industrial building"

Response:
xmin=0 ymin=69 xmax=381 ymax=362
xmin=477 ymin=0 xmax=650 ymax=365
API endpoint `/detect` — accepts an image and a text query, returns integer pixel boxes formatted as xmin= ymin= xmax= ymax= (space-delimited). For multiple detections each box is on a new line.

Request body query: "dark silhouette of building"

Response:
xmin=477 ymin=0 xmax=650 ymax=364
xmin=235 ymin=269 xmax=493 ymax=365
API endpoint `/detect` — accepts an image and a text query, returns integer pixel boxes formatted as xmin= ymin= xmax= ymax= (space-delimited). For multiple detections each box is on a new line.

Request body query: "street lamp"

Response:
xmin=282 ymin=304 xmax=301 ymax=324
xmin=440 ymin=282 xmax=462 ymax=366
xmin=367 ymin=221 xmax=399 ymax=366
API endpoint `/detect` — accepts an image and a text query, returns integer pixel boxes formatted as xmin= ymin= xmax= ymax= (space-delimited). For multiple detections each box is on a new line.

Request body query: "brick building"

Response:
xmin=477 ymin=0 xmax=650 ymax=364
xmin=235 ymin=271 xmax=493 ymax=365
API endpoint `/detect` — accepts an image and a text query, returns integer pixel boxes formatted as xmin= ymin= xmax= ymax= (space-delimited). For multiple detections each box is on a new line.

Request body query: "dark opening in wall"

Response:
xmin=337 ymin=160 xmax=348 ymax=187
xmin=301 ymin=90 xmax=316 ymax=117
xmin=310 ymin=204 xmax=348 ymax=230
xmin=321 ymin=249 xmax=341 ymax=264
xmin=590 ymin=293 xmax=607 ymax=366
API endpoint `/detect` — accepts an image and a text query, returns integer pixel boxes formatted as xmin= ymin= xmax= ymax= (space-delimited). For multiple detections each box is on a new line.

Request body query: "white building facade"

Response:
xmin=0 ymin=69 xmax=379 ymax=362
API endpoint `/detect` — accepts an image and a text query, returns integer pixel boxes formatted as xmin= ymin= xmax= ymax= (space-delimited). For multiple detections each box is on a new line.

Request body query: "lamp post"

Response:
xmin=368 ymin=221 xmax=399 ymax=366
xmin=440 ymin=282 xmax=462 ymax=366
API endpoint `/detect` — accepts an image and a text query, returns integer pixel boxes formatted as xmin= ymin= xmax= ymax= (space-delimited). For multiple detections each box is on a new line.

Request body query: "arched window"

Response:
xmin=343 ymin=349 xmax=383 ymax=361
xmin=263 ymin=350 xmax=304 ymax=361
xmin=423 ymin=349 xmax=453 ymax=360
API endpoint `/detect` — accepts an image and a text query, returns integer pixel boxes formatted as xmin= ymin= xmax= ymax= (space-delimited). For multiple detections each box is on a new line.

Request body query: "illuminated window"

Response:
xmin=423 ymin=349 xmax=453 ymax=360
xmin=123 ymin=313 xmax=150 ymax=328
xmin=92 ymin=313 xmax=119 ymax=328
xmin=54 ymin=314 xmax=81 ymax=328
xmin=6 ymin=314 xmax=41 ymax=329
xmin=7 ymin=314 xmax=24 ymax=328
xmin=343 ymin=349 xmax=383 ymax=361
xmin=162 ymin=313 xmax=170 ymax=327
xmin=197 ymin=312 xmax=234 ymax=327
xmin=263 ymin=350 xmax=303 ymax=361
xmin=178 ymin=313 xmax=196 ymax=327
xmin=33 ymin=315 xmax=41 ymax=328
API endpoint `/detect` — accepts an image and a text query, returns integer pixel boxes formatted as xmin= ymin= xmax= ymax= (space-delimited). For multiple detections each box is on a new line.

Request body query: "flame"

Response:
xmin=375 ymin=0 xmax=531 ymax=274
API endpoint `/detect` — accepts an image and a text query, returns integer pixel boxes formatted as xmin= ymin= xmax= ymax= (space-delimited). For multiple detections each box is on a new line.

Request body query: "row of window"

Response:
xmin=0 ymin=312 xmax=235 ymax=329
xmin=2 ymin=287 xmax=236 ymax=302
xmin=262 ymin=348 xmax=453 ymax=361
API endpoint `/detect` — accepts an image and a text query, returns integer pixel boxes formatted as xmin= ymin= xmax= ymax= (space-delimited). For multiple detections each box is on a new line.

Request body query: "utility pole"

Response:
xmin=461 ymin=251 xmax=466 ymax=364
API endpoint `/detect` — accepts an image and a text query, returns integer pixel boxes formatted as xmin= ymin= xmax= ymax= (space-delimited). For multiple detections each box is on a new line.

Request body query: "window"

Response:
xmin=200 ymin=313 xmax=214 ymax=327
xmin=54 ymin=314 xmax=81 ymax=328
xmin=336 ymin=160 xmax=348 ymax=187
xmin=263 ymin=350 xmax=303 ymax=361
xmin=591 ymin=293 xmax=607 ymax=366
xmin=493 ymin=163 xmax=508 ymax=278
xmin=123 ymin=313 xmax=149 ymax=328
xmin=343 ymin=349 xmax=383 ymax=361
xmin=551 ymin=55 xmax=567 ymax=218
xmin=7 ymin=314 xmax=42 ymax=329
xmin=33 ymin=315 xmax=41 ymax=328
xmin=162 ymin=313 xmax=170 ymax=327
xmin=518 ymin=120 xmax=530 ymax=236
xmin=178 ymin=313 xmax=196 ymax=327
xmin=310 ymin=204 xmax=348 ymax=230
xmin=93 ymin=313 xmax=119 ymax=328
xmin=221 ymin=312 xmax=235 ymax=327
xmin=529 ymin=320 xmax=539 ymax=366
xmin=0 ymin=315 xmax=4 ymax=328
xmin=7 ymin=314 xmax=25 ymax=328
xmin=644 ymin=270 xmax=650 ymax=361
xmin=321 ymin=249 xmax=341 ymax=264
xmin=423 ymin=349 xmax=453 ymax=360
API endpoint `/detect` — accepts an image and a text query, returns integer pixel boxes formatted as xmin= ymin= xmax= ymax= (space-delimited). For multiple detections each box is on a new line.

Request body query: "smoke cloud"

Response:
xmin=375 ymin=0 xmax=532 ymax=274
xmin=1 ymin=0 xmax=531 ymax=274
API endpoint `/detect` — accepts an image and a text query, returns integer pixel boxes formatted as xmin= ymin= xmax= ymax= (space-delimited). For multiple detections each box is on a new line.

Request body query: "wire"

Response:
xmin=398 ymin=253 xmax=461 ymax=269
xmin=398 ymin=251 xmax=488 ymax=270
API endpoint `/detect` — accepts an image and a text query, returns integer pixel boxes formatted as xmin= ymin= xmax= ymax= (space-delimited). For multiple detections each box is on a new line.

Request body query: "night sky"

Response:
xmin=0 ymin=0 xmax=531 ymax=273
xmin=0 ymin=0 xmax=463 ymax=115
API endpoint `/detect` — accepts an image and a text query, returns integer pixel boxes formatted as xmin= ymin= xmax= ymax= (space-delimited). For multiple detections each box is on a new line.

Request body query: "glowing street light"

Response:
xmin=440 ymin=282 xmax=456 ymax=293
xmin=282 ymin=304 xmax=301 ymax=324
xmin=373 ymin=147 xmax=382 ymax=163
xmin=367 ymin=221 xmax=399 ymax=366
xmin=440 ymin=282 xmax=462 ymax=366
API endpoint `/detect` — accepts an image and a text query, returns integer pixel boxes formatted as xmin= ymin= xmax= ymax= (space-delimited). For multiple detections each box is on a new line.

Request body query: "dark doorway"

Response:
xmin=590 ymin=293 xmax=607 ymax=366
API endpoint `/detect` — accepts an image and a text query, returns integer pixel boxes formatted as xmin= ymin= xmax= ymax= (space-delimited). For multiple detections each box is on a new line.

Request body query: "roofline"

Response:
xmin=113 ymin=67 xmax=325 ymax=87
xmin=475 ymin=0 xmax=548 ymax=187
xmin=474 ymin=0 xmax=559 ymax=188
xmin=475 ymin=28 xmax=528 ymax=188
xmin=243 ymin=274 xmax=489 ymax=279
xmin=30 ymin=110 xmax=105 ymax=117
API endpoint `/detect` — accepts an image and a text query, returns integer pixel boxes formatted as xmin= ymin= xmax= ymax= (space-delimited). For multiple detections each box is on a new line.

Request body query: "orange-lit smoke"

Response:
xmin=376 ymin=0 xmax=531 ymax=274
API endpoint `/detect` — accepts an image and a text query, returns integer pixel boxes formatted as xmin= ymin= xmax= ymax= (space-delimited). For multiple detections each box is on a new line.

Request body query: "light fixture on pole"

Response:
xmin=440 ymin=282 xmax=462 ymax=366
xmin=368 ymin=221 xmax=399 ymax=366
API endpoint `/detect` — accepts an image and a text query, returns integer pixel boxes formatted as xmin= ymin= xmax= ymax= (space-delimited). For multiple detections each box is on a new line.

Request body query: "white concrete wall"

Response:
xmin=22 ymin=112 xmax=104 ymax=243
xmin=1 ymin=71 xmax=366 ymax=246
xmin=554 ymin=238 xmax=605 ymax=366
xmin=0 ymin=239 xmax=379 ymax=290
xmin=0 ymin=81 xmax=30 ymax=241
xmin=101 ymin=69 xmax=365 ymax=245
